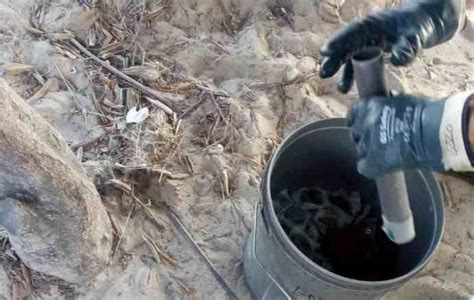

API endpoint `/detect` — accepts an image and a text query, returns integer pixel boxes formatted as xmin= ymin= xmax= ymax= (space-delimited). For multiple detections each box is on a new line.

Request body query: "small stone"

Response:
xmin=296 ymin=57 xmax=316 ymax=74
xmin=208 ymin=144 xmax=224 ymax=155
xmin=467 ymin=230 xmax=474 ymax=240
xmin=431 ymin=57 xmax=443 ymax=65
xmin=283 ymin=65 xmax=300 ymax=82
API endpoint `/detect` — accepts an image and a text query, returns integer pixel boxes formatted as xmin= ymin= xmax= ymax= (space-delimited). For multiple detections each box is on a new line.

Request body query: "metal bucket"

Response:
xmin=243 ymin=118 xmax=445 ymax=299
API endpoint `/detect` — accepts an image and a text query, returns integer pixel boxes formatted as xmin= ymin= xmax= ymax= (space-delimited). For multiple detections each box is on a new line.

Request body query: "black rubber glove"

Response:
xmin=347 ymin=93 xmax=474 ymax=178
xmin=320 ymin=0 xmax=463 ymax=93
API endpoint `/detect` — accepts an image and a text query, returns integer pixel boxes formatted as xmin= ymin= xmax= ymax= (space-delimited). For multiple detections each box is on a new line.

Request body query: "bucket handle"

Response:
xmin=261 ymin=204 xmax=271 ymax=236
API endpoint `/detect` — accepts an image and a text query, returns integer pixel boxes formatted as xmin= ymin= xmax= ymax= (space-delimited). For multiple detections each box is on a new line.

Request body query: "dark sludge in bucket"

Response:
xmin=268 ymin=126 xmax=420 ymax=282
xmin=273 ymin=185 xmax=399 ymax=281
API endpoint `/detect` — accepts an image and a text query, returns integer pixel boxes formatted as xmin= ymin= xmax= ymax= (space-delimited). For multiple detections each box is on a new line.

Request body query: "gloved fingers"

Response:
xmin=358 ymin=155 xmax=399 ymax=179
xmin=337 ymin=60 xmax=354 ymax=94
xmin=352 ymin=132 xmax=361 ymax=144
xmin=355 ymin=140 xmax=368 ymax=159
xmin=349 ymin=98 xmax=384 ymax=179
xmin=356 ymin=132 xmax=371 ymax=157
xmin=390 ymin=35 xmax=421 ymax=66
xmin=357 ymin=158 xmax=377 ymax=179
xmin=320 ymin=22 xmax=366 ymax=78
xmin=351 ymin=98 xmax=387 ymax=144
xmin=347 ymin=101 xmax=369 ymax=143
xmin=390 ymin=37 xmax=414 ymax=66
xmin=357 ymin=141 xmax=381 ymax=179
xmin=346 ymin=100 xmax=366 ymax=127
xmin=407 ymin=34 xmax=422 ymax=55
xmin=320 ymin=56 xmax=344 ymax=79
xmin=320 ymin=20 xmax=369 ymax=56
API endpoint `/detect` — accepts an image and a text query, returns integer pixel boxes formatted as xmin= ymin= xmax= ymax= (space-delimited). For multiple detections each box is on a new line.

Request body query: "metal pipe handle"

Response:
xmin=352 ymin=47 xmax=415 ymax=244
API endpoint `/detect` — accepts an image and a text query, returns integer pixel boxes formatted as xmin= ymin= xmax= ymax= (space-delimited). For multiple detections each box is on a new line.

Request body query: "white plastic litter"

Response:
xmin=126 ymin=106 xmax=149 ymax=124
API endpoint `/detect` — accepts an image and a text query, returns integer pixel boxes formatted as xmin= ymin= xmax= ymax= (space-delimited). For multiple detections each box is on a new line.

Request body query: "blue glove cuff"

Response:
xmin=419 ymin=99 xmax=445 ymax=170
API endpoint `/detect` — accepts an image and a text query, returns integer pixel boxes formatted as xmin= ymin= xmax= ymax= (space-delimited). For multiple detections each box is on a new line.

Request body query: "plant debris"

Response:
xmin=3 ymin=63 xmax=34 ymax=76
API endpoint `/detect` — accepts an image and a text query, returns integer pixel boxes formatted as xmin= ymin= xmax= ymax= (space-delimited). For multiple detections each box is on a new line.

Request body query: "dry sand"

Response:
xmin=0 ymin=0 xmax=472 ymax=299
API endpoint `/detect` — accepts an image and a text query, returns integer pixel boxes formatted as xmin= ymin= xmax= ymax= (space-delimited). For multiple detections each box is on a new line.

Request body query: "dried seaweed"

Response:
xmin=274 ymin=187 xmax=372 ymax=272
xmin=274 ymin=186 xmax=401 ymax=281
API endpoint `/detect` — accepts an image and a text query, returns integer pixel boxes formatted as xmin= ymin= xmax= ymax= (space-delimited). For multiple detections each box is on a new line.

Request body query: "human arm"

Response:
xmin=320 ymin=0 xmax=467 ymax=93
xmin=348 ymin=93 xmax=474 ymax=178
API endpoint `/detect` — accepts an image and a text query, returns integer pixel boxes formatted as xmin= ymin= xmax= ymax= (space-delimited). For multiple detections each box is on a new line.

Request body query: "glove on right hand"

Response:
xmin=348 ymin=93 xmax=474 ymax=178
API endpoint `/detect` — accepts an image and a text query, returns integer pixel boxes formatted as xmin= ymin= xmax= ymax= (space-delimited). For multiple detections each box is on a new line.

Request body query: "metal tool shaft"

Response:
xmin=352 ymin=47 xmax=415 ymax=244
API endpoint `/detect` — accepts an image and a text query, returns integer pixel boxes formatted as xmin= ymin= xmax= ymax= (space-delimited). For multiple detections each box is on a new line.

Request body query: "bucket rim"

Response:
xmin=262 ymin=118 xmax=445 ymax=290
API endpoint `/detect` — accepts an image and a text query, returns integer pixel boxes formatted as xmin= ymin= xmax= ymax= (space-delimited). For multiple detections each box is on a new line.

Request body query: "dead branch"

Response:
xmin=69 ymin=38 xmax=176 ymax=112
xmin=144 ymin=96 xmax=174 ymax=116
xmin=166 ymin=206 xmax=239 ymax=300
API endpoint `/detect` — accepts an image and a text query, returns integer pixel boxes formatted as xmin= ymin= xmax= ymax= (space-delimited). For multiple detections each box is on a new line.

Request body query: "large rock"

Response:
xmin=0 ymin=80 xmax=112 ymax=283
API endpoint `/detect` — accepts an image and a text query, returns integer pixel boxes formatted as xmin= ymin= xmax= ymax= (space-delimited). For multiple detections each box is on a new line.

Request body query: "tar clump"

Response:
xmin=274 ymin=187 xmax=398 ymax=281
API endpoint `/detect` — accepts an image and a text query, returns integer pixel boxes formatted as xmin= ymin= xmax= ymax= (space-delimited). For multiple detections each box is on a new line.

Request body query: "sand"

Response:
xmin=0 ymin=0 xmax=472 ymax=299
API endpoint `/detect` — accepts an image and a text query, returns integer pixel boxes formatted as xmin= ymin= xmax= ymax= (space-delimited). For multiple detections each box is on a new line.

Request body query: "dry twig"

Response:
xmin=144 ymin=96 xmax=174 ymax=115
xmin=166 ymin=206 xmax=239 ymax=300
xmin=70 ymin=133 xmax=106 ymax=151
xmin=4 ymin=63 xmax=34 ymax=76
xmin=27 ymin=78 xmax=55 ymax=103
xmin=133 ymin=197 xmax=168 ymax=231
xmin=175 ymin=277 xmax=191 ymax=295
xmin=178 ymin=96 xmax=206 ymax=119
xmin=143 ymin=233 xmax=177 ymax=268
xmin=69 ymin=38 xmax=176 ymax=112
xmin=112 ymin=202 xmax=135 ymax=258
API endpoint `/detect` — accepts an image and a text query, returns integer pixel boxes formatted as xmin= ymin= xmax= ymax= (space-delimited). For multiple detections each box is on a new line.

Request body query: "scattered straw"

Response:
xmin=112 ymin=202 xmax=134 ymax=258
xmin=68 ymin=38 xmax=175 ymax=112
xmin=27 ymin=78 xmax=54 ymax=103
xmin=166 ymin=206 xmax=239 ymax=300
xmin=143 ymin=233 xmax=177 ymax=268
xmin=132 ymin=196 xmax=167 ymax=231
xmin=4 ymin=63 xmax=34 ymax=76
xmin=175 ymin=277 xmax=191 ymax=295
xmin=144 ymin=96 xmax=174 ymax=116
